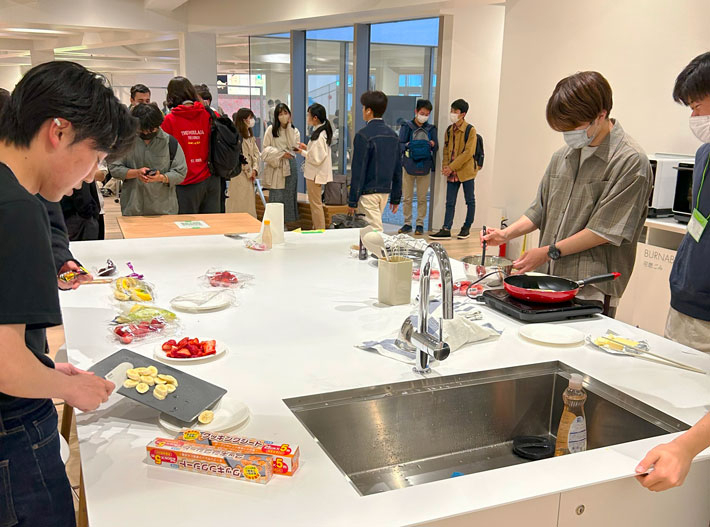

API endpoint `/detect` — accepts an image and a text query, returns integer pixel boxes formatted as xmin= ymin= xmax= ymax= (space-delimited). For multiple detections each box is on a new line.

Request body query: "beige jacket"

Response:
xmin=261 ymin=124 xmax=300 ymax=190
xmin=443 ymin=118 xmax=478 ymax=182
xmin=301 ymin=133 xmax=334 ymax=185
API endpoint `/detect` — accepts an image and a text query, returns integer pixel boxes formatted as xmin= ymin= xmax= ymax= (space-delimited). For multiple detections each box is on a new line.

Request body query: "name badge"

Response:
xmin=688 ymin=208 xmax=708 ymax=242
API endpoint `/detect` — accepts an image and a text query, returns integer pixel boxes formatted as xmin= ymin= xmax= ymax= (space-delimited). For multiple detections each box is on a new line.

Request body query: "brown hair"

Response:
xmin=233 ymin=107 xmax=255 ymax=138
xmin=546 ymin=71 xmax=613 ymax=131
xmin=166 ymin=76 xmax=199 ymax=109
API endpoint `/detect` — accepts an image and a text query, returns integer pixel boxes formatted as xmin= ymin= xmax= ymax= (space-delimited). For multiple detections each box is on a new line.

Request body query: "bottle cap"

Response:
xmin=569 ymin=373 xmax=583 ymax=390
xmin=264 ymin=220 xmax=271 ymax=225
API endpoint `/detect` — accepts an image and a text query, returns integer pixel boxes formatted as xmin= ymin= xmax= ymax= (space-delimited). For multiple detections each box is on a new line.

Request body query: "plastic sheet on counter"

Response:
xmin=169 ymin=290 xmax=237 ymax=313
xmin=110 ymin=304 xmax=180 ymax=345
xmin=111 ymin=276 xmax=155 ymax=303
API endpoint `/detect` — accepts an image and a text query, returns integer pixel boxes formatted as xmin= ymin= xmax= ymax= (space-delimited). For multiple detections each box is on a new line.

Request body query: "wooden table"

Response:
xmin=117 ymin=213 xmax=261 ymax=239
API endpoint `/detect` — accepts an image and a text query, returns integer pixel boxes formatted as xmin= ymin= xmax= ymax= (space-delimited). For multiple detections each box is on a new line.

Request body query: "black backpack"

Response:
xmin=205 ymin=106 xmax=242 ymax=180
xmin=448 ymin=124 xmax=485 ymax=169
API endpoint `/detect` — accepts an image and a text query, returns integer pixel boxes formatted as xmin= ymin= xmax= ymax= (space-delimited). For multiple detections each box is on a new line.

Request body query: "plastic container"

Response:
xmin=554 ymin=373 xmax=587 ymax=456
xmin=263 ymin=219 xmax=273 ymax=250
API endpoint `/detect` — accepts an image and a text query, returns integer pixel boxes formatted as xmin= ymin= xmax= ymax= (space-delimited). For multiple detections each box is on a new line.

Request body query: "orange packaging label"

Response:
xmin=146 ymin=438 xmax=273 ymax=484
xmin=179 ymin=430 xmax=300 ymax=476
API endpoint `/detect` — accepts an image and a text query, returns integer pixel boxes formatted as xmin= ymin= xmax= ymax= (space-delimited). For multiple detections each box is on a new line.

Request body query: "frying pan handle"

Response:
xmin=577 ymin=272 xmax=621 ymax=287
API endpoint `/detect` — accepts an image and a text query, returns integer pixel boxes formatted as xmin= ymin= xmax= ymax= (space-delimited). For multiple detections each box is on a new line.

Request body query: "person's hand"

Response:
xmin=140 ymin=170 xmax=162 ymax=184
xmin=283 ymin=152 xmax=295 ymax=160
xmin=635 ymin=441 xmax=695 ymax=492
xmin=481 ymin=227 xmax=508 ymax=247
xmin=513 ymin=246 xmax=549 ymax=273
xmin=55 ymin=363 xmax=94 ymax=377
xmin=390 ymin=203 xmax=399 ymax=214
xmin=429 ymin=140 xmax=435 ymax=147
xmin=442 ymin=166 xmax=452 ymax=176
xmin=251 ymin=169 xmax=258 ymax=181
xmin=57 ymin=261 xmax=93 ymax=291
xmin=347 ymin=207 xmax=357 ymax=215
xmin=128 ymin=167 xmax=149 ymax=180
xmin=298 ymin=142 xmax=307 ymax=151
xmin=61 ymin=371 xmax=115 ymax=412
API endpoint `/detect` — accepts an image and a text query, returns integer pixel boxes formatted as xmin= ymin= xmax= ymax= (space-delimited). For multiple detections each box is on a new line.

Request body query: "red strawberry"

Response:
xmin=121 ymin=334 xmax=133 ymax=344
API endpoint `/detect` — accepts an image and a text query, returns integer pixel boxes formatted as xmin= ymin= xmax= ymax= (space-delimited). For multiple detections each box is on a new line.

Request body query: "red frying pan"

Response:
xmin=503 ymin=273 xmax=621 ymax=303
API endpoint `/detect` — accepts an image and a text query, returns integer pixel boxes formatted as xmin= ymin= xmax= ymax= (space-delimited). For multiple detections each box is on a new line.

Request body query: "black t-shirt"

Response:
xmin=0 ymin=162 xmax=62 ymax=404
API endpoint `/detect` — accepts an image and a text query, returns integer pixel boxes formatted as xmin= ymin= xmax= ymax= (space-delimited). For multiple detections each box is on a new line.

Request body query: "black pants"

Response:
xmin=220 ymin=178 xmax=227 ymax=213
xmin=176 ymin=176 xmax=221 ymax=214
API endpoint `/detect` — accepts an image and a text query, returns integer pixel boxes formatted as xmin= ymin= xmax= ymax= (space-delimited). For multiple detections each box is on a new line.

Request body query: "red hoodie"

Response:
xmin=162 ymin=101 xmax=212 ymax=185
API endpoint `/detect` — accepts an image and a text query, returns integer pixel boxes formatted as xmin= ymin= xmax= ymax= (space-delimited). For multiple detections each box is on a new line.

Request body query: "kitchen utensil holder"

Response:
xmin=378 ymin=256 xmax=413 ymax=306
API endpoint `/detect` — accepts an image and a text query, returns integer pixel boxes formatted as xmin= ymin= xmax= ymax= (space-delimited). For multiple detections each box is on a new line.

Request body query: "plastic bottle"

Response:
xmin=554 ymin=373 xmax=587 ymax=456
xmin=263 ymin=219 xmax=273 ymax=250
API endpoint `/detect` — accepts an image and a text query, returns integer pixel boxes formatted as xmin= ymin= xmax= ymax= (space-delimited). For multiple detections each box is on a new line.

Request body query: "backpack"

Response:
xmin=324 ymin=174 xmax=348 ymax=205
xmin=407 ymin=122 xmax=432 ymax=163
xmin=168 ymin=134 xmax=178 ymax=164
xmin=447 ymin=125 xmax=485 ymax=169
xmin=205 ymin=106 xmax=242 ymax=180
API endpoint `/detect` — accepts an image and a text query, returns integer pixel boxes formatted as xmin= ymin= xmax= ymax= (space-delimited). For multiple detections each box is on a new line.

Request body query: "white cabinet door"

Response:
xmin=418 ymin=494 xmax=559 ymax=527
xmin=557 ymin=460 xmax=710 ymax=527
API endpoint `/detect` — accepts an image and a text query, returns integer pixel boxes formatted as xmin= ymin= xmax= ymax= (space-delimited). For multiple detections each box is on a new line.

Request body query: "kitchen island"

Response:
xmin=59 ymin=230 xmax=710 ymax=526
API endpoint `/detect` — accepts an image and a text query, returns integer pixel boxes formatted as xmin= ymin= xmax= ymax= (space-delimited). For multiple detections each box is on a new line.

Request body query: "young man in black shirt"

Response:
xmin=0 ymin=61 xmax=136 ymax=527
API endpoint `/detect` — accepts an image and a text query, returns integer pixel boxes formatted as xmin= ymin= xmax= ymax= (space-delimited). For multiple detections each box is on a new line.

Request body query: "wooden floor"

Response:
xmin=47 ymin=190 xmax=487 ymax=524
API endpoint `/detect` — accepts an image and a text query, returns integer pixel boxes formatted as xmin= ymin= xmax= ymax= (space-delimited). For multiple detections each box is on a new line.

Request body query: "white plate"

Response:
xmin=158 ymin=395 xmax=250 ymax=434
xmin=153 ymin=339 xmax=228 ymax=363
xmin=170 ymin=290 xmax=235 ymax=313
xmin=518 ymin=324 xmax=585 ymax=346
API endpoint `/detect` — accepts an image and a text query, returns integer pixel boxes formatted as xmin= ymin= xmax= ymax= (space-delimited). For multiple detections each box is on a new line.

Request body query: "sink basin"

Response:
xmin=284 ymin=361 xmax=689 ymax=496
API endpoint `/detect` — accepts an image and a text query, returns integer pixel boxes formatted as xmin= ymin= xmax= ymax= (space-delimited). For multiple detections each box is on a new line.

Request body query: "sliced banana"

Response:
xmin=140 ymin=375 xmax=155 ymax=386
xmin=158 ymin=374 xmax=178 ymax=386
xmin=135 ymin=383 xmax=150 ymax=394
xmin=135 ymin=367 xmax=150 ymax=376
xmin=198 ymin=410 xmax=214 ymax=424
xmin=123 ymin=379 xmax=139 ymax=389
xmin=165 ymin=384 xmax=176 ymax=393
xmin=126 ymin=369 xmax=140 ymax=381
xmin=154 ymin=377 xmax=167 ymax=384
xmin=154 ymin=384 xmax=168 ymax=396
xmin=146 ymin=366 xmax=158 ymax=376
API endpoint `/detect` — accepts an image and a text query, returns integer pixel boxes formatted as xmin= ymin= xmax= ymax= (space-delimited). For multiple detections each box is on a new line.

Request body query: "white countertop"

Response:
xmin=60 ymin=230 xmax=710 ymax=527
xmin=645 ymin=217 xmax=688 ymax=235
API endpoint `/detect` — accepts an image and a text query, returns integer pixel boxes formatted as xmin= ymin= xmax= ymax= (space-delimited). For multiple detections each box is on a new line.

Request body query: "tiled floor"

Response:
xmin=47 ymin=189 xmax=488 ymax=525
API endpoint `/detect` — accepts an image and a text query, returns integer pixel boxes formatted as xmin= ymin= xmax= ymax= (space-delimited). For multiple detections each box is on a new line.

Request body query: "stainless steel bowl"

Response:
xmin=462 ymin=255 xmax=514 ymax=286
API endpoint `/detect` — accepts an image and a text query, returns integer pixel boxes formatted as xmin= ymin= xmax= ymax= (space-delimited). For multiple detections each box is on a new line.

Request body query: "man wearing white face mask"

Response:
xmin=665 ymin=52 xmax=710 ymax=353
xmin=483 ymin=71 xmax=652 ymax=314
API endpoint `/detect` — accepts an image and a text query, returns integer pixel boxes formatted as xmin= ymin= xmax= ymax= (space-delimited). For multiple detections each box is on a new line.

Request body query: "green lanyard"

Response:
xmin=695 ymin=154 xmax=710 ymax=218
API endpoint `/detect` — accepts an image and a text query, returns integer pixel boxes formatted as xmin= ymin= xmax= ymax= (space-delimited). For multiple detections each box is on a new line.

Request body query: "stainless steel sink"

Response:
xmin=284 ymin=362 xmax=689 ymax=496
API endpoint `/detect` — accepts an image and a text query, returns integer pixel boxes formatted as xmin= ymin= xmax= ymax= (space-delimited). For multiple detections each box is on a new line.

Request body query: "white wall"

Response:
xmin=431 ymin=4 xmax=505 ymax=232
xmin=0 ymin=66 xmax=22 ymax=92
xmin=492 ymin=0 xmax=710 ymax=256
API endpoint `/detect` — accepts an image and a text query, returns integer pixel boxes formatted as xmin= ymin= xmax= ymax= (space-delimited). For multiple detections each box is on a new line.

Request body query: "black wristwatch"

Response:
xmin=548 ymin=244 xmax=562 ymax=261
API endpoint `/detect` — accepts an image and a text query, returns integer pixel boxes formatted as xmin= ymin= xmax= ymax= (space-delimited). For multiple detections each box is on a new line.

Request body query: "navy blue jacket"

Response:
xmin=398 ymin=119 xmax=438 ymax=175
xmin=349 ymin=119 xmax=402 ymax=208
xmin=670 ymin=143 xmax=710 ymax=320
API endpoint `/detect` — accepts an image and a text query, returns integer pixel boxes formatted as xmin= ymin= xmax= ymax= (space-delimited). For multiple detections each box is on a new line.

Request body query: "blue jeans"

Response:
xmin=443 ymin=179 xmax=475 ymax=230
xmin=0 ymin=399 xmax=75 ymax=527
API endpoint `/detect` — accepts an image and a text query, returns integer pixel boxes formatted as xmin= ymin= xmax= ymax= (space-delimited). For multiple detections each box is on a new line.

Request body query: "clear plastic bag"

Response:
xmin=110 ymin=303 xmax=180 ymax=345
xmin=169 ymin=290 xmax=237 ymax=313
xmin=111 ymin=276 xmax=156 ymax=303
xmin=201 ymin=268 xmax=255 ymax=289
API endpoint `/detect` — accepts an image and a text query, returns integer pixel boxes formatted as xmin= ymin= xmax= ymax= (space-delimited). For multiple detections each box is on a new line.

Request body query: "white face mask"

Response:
xmin=416 ymin=114 xmax=429 ymax=124
xmin=449 ymin=112 xmax=460 ymax=124
xmin=690 ymin=115 xmax=710 ymax=143
xmin=278 ymin=114 xmax=290 ymax=125
xmin=562 ymin=122 xmax=596 ymax=149
xmin=247 ymin=118 xmax=256 ymax=128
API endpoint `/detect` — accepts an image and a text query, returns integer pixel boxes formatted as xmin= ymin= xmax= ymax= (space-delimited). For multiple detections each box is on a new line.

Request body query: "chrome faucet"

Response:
xmin=409 ymin=242 xmax=454 ymax=373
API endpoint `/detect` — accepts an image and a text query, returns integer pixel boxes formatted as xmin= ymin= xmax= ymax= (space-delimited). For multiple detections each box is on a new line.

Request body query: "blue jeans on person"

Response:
xmin=443 ymin=179 xmax=475 ymax=230
xmin=0 ymin=399 xmax=76 ymax=527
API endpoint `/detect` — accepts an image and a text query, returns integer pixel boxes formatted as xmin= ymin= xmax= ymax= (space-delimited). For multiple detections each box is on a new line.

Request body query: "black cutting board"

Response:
xmin=89 ymin=348 xmax=227 ymax=424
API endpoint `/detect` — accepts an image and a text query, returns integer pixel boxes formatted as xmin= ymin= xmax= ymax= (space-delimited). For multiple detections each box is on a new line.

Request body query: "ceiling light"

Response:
xmin=4 ymin=27 xmax=74 ymax=35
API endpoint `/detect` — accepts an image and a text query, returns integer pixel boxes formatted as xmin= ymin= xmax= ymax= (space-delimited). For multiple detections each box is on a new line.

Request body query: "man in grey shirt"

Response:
xmin=483 ymin=71 xmax=651 ymax=315
xmin=109 ymin=102 xmax=187 ymax=216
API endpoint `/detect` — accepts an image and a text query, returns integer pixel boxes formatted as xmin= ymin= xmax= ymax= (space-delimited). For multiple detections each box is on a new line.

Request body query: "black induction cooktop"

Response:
xmin=482 ymin=289 xmax=603 ymax=322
